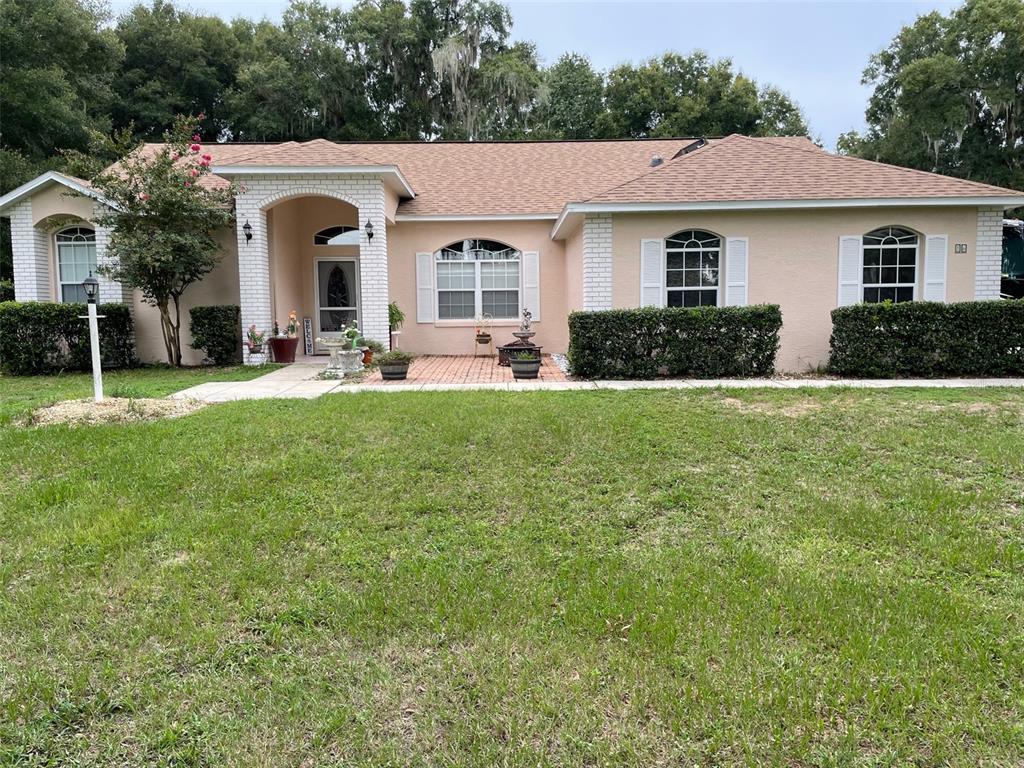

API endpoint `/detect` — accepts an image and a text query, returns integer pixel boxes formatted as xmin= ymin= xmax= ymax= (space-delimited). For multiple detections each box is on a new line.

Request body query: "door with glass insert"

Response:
xmin=314 ymin=258 xmax=359 ymax=351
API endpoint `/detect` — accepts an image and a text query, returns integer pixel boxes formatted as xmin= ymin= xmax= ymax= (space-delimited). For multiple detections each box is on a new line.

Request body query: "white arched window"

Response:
xmin=314 ymin=225 xmax=358 ymax=245
xmin=434 ymin=239 xmax=521 ymax=319
xmin=55 ymin=226 xmax=97 ymax=303
xmin=666 ymin=229 xmax=720 ymax=307
xmin=862 ymin=226 xmax=917 ymax=303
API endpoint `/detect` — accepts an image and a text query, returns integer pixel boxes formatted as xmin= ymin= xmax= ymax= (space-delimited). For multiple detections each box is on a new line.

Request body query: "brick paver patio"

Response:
xmin=363 ymin=354 xmax=567 ymax=385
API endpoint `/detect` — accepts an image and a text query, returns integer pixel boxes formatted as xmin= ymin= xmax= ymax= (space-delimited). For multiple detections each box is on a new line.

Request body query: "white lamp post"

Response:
xmin=82 ymin=272 xmax=103 ymax=402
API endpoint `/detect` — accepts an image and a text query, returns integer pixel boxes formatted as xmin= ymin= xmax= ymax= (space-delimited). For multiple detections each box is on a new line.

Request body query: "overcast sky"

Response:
xmin=107 ymin=0 xmax=960 ymax=149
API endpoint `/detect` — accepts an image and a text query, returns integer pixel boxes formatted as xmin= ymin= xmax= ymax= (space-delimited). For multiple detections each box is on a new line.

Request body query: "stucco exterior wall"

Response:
xmin=564 ymin=222 xmax=584 ymax=314
xmin=132 ymin=228 xmax=240 ymax=365
xmin=609 ymin=207 xmax=980 ymax=371
xmin=386 ymin=220 xmax=569 ymax=355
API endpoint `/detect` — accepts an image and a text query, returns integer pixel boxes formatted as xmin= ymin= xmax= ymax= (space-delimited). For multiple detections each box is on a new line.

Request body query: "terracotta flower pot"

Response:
xmin=269 ymin=337 xmax=298 ymax=363
xmin=362 ymin=347 xmax=374 ymax=366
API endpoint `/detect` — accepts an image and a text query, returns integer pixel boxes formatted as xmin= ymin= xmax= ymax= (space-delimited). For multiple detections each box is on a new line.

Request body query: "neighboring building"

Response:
xmin=2 ymin=134 xmax=1023 ymax=371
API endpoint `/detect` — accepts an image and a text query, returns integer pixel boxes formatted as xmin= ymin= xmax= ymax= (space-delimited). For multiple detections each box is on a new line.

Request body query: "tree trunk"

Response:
xmin=156 ymin=296 xmax=183 ymax=367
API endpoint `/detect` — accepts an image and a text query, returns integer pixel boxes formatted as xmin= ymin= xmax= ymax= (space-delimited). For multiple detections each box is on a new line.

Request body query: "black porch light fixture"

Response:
xmin=242 ymin=220 xmax=253 ymax=242
xmin=364 ymin=219 xmax=374 ymax=241
xmin=82 ymin=271 xmax=100 ymax=304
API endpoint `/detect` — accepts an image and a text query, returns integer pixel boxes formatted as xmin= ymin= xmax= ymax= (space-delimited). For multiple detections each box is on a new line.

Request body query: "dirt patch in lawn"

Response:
xmin=27 ymin=397 xmax=206 ymax=427
xmin=719 ymin=396 xmax=823 ymax=418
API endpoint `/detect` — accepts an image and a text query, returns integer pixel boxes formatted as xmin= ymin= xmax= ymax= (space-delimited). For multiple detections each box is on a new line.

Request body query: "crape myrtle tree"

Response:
xmin=92 ymin=115 xmax=235 ymax=366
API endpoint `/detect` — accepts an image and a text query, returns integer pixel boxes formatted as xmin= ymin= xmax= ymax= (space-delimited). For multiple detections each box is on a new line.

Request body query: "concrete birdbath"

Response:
xmin=317 ymin=335 xmax=364 ymax=378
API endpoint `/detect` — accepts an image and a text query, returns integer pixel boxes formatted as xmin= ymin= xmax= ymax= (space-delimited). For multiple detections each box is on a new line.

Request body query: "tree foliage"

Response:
xmin=840 ymin=0 xmax=1024 ymax=190
xmin=91 ymin=116 xmax=235 ymax=366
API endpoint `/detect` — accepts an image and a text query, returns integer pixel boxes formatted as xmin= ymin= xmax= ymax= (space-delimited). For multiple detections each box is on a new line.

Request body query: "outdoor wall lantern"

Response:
xmin=242 ymin=220 xmax=253 ymax=242
xmin=365 ymin=220 xmax=374 ymax=241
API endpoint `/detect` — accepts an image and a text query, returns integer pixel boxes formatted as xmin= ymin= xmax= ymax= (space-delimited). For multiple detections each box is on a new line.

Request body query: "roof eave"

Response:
xmin=209 ymin=164 xmax=416 ymax=198
xmin=550 ymin=196 xmax=1024 ymax=239
xmin=0 ymin=171 xmax=102 ymax=213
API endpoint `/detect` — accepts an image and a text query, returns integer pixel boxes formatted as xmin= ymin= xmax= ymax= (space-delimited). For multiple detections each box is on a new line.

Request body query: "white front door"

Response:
xmin=314 ymin=257 xmax=360 ymax=352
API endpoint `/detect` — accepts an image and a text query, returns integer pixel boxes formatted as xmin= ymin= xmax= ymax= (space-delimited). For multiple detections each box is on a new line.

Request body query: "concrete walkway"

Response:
xmin=169 ymin=362 xmax=1024 ymax=401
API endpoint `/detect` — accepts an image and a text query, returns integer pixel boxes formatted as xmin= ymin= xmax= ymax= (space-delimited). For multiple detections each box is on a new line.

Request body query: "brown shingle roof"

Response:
xmin=585 ymin=134 xmax=1022 ymax=203
xmin=131 ymin=134 xmax=1022 ymax=216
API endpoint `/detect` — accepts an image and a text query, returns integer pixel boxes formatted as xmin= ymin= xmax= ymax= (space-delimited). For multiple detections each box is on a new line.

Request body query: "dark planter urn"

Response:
xmin=269 ymin=336 xmax=298 ymax=363
xmin=379 ymin=362 xmax=409 ymax=380
xmin=509 ymin=357 xmax=542 ymax=380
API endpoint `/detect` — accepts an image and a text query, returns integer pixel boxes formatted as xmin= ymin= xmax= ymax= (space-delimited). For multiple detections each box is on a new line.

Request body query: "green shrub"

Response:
xmin=568 ymin=305 xmax=782 ymax=379
xmin=0 ymin=279 xmax=13 ymax=303
xmin=376 ymin=349 xmax=414 ymax=366
xmin=189 ymin=305 xmax=241 ymax=365
xmin=829 ymin=300 xmax=1024 ymax=377
xmin=0 ymin=301 xmax=136 ymax=375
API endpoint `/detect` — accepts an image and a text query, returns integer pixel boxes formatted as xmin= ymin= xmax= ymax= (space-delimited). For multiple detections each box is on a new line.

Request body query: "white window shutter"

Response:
xmin=837 ymin=236 xmax=862 ymax=306
xmin=640 ymin=238 xmax=664 ymax=307
xmin=522 ymin=250 xmax=540 ymax=321
xmin=724 ymin=237 xmax=749 ymax=306
xmin=923 ymin=234 xmax=948 ymax=302
xmin=415 ymin=252 xmax=433 ymax=323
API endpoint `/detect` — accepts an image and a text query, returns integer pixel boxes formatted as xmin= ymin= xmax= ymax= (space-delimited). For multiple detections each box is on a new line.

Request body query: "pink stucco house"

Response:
xmin=2 ymin=134 xmax=1023 ymax=371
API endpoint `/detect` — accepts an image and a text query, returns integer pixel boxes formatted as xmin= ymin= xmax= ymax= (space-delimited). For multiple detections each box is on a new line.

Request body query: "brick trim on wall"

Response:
xmin=581 ymin=213 xmax=613 ymax=311
xmin=975 ymin=206 xmax=1003 ymax=300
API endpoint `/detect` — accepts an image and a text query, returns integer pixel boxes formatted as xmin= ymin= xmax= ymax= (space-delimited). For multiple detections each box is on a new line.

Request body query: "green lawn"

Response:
xmin=0 ymin=364 xmax=278 ymax=424
xmin=1 ymin=380 xmax=1023 ymax=766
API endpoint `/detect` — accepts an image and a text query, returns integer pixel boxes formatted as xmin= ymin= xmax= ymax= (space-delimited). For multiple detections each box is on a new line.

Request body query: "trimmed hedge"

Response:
xmin=190 ymin=304 xmax=241 ymax=365
xmin=568 ymin=305 xmax=782 ymax=379
xmin=829 ymin=300 xmax=1024 ymax=377
xmin=0 ymin=301 xmax=136 ymax=375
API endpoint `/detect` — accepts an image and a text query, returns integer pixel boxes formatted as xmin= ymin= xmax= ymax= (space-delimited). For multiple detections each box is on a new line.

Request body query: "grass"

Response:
xmin=1 ymin=381 xmax=1023 ymax=766
xmin=0 ymin=364 xmax=279 ymax=424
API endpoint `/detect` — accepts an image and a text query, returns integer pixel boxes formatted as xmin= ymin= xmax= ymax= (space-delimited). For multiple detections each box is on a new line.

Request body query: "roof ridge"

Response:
xmin=728 ymin=134 xmax=1022 ymax=196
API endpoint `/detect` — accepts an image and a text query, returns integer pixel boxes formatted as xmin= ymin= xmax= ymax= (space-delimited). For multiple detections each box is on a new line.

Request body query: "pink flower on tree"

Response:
xmin=192 ymin=134 xmax=201 ymax=141
xmin=201 ymin=153 xmax=211 ymax=161
xmin=184 ymin=181 xmax=192 ymax=187
xmin=189 ymin=168 xmax=199 ymax=177
xmin=190 ymin=143 xmax=201 ymax=153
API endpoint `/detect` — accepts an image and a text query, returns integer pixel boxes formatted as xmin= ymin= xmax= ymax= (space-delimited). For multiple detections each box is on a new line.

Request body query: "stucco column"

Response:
xmin=356 ymin=182 xmax=389 ymax=343
xmin=235 ymin=195 xmax=272 ymax=364
xmin=975 ymin=206 xmax=1003 ymax=300
xmin=9 ymin=200 xmax=50 ymax=301
xmin=581 ymin=213 xmax=613 ymax=311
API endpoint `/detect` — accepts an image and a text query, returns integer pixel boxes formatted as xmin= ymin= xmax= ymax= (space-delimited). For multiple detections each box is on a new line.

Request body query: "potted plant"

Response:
xmin=388 ymin=301 xmax=405 ymax=350
xmin=358 ymin=338 xmax=385 ymax=365
xmin=509 ymin=349 xmax=542 ymax=380
xmin=246 ymin=324 xmax=266 ymax=355
xmin=376 ymin=349 xmax=414 ymax=380
xmin=474 ymin=313 xmax=492 ymax=345
xmin=269 ymin=310 xmax=299 ymax=362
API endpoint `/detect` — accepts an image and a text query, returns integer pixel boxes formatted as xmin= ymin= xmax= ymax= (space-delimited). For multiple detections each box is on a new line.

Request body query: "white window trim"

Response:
xmin=434 ymin=252 xmax=523 ymax=323
xmin=664 ymin=230 xmax=723 ymax=308
xmin=54 ymin=226 xmax=97 ymax=304
xmin=861 ymin=229 xmax=919 ymax=303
